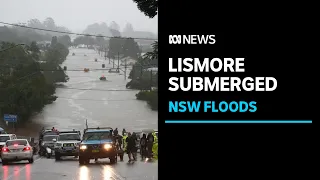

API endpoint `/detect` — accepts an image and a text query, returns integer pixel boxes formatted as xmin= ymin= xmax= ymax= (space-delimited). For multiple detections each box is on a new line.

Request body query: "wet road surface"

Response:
xmin=1 ymin=155 xmax=157 ymax=180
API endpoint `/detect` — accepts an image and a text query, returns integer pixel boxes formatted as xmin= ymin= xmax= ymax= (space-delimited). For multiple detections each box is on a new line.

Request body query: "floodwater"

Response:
xmin=32 ymin=48 xmax=158 ymax=132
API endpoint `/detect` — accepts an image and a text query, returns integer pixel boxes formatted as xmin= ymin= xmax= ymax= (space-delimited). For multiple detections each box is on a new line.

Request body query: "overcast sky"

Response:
xmin=0 ymin=0 xmax=158 ymax=33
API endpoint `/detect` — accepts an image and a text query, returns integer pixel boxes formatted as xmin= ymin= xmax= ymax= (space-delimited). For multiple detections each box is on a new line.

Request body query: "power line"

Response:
xmin=0 ymin=21 xmax=158 ymax=41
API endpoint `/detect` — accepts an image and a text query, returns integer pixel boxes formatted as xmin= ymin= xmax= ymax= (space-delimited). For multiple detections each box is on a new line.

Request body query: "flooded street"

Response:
xmin=1 ymin=48 xmax=158 ymax=180
xmin=33 ymin=48 xmax=157 ymax=132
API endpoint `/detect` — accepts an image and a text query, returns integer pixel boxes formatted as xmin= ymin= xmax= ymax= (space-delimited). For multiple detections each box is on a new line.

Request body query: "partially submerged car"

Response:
xmin=99 ymin=75 xmax=106 ymax=81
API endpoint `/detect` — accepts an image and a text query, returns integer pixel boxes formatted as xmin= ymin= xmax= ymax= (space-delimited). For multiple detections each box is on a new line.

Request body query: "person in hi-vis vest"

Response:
xmin=152 ymin=132 xmax=158 ymax=160
xmin=122 ymin=133 xmax=128 ymax=151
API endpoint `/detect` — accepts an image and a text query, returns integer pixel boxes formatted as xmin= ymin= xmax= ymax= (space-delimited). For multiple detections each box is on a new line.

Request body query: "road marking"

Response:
xmin=101 ymin=165 xmax=125 ymax=180
xmin=3 ymin=157 xmax=42 ymax=180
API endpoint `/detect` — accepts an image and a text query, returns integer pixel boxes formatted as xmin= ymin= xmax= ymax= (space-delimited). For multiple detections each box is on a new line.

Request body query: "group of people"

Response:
xmin=37 ymin=127 xmax=157 ymax=163
xmin=113 ymin=128 xmax=157 ymax=163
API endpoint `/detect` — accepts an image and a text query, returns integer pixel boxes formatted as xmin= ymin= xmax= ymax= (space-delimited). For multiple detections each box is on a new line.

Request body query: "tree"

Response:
xmin=0 ymin=42 xmax=68 ymax=124
xmin=122 ymin=38 xmax=141 ymax=59
xmin=57 ymin=35 xmax=72 ymax=47
xmin=107 ymin=37 xmax=125 ymax=58
xmin=46 ymin=43 xmax=69 ymax=64
xmin=143 ymin=41 xmax=158 ymax=66
xmin=110 ymin=29 xmax=121 ymax=37
xmin=132 ymin=0 xmax=158 ymax=18
xmin=51 ymin=36 xmax=58 ymax=46
xmin=27 ymin=41 xmax=41 ymax=60
xmin=43 ymin=17 xmax=56 ymax=30
xmin=110 ymin=21 xmax=120 ymax=31
xmin=126 ymin=40 xmax=158 ymax=89
xmin=27 ymin=19 xmax=44 ymax=29
xmin=96 ymin=34 xmax=107 ymax=47
xmin=124 ymin=23 xmax=134 ymax=33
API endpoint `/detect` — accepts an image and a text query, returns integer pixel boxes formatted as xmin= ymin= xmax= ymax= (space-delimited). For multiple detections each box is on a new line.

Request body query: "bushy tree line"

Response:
xmin=107 ymin=37 xmax=141 ymax=60
xmin=0 ymin=38 xmax=69 ymax=125
xmin=126 ymin=41 xmax=158 ymax=110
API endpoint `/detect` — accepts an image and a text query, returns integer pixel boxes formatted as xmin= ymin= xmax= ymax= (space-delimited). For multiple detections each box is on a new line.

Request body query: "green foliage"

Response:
xmin=126 ymin=40 xmax=158 ymax=110
xmin=57 ymin=35 xmax=72 ymax=47
xmin=142 ymin=41 xmax=158 ymax=66
xmin=108 ymin=37 xmax=141 ymax=59
xmin=0 ymin=41 xmax=69 ymax=125
xmin=136 ymin=90 xmax=158 ymax=110
xmin=127 ymin=68 xmax=157 ymax=90
xmin=51 ymin=36 xmax=58 ymax=46
xmin=0 ymin=26 xmax=51 ymax=44
xmin=123 ymin=38 xmax=141 ymax=59
xmin=28 ymin=17 xmax=70 ymax=37
xmin=45 ymin=42 xmax=69 ymax=64
xmin=132 ymin=0 xmax=158 ymax=18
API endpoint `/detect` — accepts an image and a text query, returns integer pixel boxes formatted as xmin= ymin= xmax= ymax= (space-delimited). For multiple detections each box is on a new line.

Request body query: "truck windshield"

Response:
xmin=0 ymin=136 xmax=10 ymax=142
xmin=83 ymin=132 xmax=111 ymax=141
xmin=59 ymin=134 xmax=80 ymax=141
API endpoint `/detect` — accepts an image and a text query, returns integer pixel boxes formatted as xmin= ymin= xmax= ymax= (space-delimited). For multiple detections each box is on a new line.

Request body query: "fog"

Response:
xmin=0 ymin=0 xmax=158 ymax=34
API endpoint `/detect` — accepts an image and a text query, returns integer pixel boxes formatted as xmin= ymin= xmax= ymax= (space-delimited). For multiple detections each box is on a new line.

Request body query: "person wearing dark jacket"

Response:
xmin=140 ymin=134 xmax=147 ymax=160
xmin=146 ymin=133 xmax=154 ymax=158
xmin=113 ymin=128 xmax=118 ymax=136
xmin=126 ymin=133 xmax=137 ymax=162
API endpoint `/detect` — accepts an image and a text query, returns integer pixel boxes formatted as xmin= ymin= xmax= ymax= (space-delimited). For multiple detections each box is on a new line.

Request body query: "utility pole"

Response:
xmin=117 ymin=52 xmax=120 ymax=72
xmin=150 ymin=70 xmax=153 ymax=91
xmin=140 ymin=65 xmax=143 ymax=79
xmin=124 ymin=58 xmax=127 ymax=80
xmin=113 ymin=58 xmax=115 ymax=68
xmin=104 ymin=48 xmax=107 ymax=61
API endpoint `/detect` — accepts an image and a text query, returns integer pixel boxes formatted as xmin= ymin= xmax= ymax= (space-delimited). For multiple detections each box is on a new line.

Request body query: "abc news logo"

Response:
xmin=169 ymin=35 xmax=216 ymax=45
